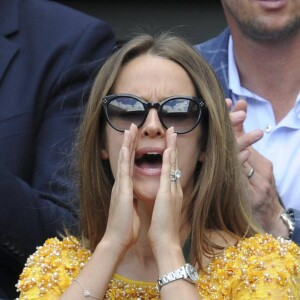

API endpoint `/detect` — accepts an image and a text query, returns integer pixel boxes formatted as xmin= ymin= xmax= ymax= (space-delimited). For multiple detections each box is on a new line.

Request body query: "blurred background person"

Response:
xmin=195 ymin=0 xmax=300 ymax=244
xmin=0 ymin=0 xmax=115 ymax=298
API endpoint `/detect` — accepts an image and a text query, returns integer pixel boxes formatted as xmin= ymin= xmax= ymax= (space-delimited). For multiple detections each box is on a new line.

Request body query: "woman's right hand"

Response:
xmin=101 ymin=124 xmax=140 ymax=256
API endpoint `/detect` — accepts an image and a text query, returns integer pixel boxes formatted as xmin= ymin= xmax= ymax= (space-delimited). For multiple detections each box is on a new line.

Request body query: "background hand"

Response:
xmin=228 ymin=99 xmax=288 ymax=237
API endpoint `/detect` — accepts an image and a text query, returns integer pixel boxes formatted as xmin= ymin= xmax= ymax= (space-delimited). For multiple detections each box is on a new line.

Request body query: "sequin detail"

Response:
xmin=17 ymin=234 xmax=300 ymax=299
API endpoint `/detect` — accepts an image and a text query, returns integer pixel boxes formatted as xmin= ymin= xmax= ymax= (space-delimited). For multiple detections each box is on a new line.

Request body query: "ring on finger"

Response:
xmin=247 ymin=167 xmax=254 ymax=179
xmin=170 ymin=169 xmax=181 ymax=182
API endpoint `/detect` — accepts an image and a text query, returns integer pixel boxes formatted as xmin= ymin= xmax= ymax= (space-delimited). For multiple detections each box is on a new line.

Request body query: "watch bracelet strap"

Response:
xmin=281 ymin=208 xmax=295 ymax=240
xmin=157 ymin=265 xmax=187 ymax=291
xmin=157 ymin=263 xmax=200 ymax=291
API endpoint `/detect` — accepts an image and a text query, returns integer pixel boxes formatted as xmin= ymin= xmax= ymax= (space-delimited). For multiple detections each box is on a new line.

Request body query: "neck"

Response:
xmin=231 ymin=28 xmax=300 ymax=122
xmin=116 ymin=200 xmax=190 ymax=282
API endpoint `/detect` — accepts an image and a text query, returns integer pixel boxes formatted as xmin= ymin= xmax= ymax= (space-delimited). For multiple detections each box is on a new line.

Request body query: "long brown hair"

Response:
xmin=75 ymin=33 xmax=258 ymax=270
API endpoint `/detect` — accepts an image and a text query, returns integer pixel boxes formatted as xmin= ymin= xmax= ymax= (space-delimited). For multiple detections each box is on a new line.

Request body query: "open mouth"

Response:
xmin=135 ymin=152 xmax=163 ymax=170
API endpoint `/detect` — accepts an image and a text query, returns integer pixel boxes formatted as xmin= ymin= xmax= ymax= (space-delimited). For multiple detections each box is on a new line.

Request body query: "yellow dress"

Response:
xmin=17 ymin=234 xmax=300 ymax=299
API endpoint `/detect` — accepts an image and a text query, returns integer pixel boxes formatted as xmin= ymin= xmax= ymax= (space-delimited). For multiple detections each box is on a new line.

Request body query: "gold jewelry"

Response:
xmin=73 ymin=278 xmax=100 ymax=299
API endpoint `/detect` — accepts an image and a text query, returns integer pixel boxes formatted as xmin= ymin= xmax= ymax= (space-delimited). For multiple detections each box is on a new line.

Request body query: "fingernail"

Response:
xmin=253 ymin=129 xmax=264 ymax=138
xmin=235 ymin=111 xmax=246 ymax=121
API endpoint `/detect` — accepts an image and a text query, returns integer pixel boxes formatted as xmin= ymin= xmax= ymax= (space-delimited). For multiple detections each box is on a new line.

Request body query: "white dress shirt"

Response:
xmin=228 ymin=36 xmax=300 ymax=210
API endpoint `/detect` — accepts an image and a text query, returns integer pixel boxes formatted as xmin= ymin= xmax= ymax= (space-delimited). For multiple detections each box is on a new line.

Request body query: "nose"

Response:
xmin=141 ymin=108 xmax=165 ymax=138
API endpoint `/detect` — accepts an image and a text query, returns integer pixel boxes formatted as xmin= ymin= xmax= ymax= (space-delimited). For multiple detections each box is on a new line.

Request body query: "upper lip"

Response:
xmin=135 ymin=147 xmax=165 ymax=160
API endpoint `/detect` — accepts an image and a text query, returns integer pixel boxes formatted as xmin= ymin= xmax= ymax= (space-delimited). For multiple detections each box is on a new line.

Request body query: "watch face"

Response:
xmin=186 ymin=264 xmax=199 ymax=281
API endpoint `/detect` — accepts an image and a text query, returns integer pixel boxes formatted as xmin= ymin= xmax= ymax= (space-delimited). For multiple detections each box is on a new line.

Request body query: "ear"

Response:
xmin=101 ymin=149 xmax=109 ymax=159
xmin=198 ymin=150 xmax=205 ymax=163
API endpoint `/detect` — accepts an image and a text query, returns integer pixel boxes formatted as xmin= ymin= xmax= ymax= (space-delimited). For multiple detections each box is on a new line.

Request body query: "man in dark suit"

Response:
xmin=0 ymin=0 xmax=115 ymax=298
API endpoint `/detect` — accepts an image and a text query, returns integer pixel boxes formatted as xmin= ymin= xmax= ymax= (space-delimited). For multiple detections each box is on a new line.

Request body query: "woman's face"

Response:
xmin=102 ymin=54 xmax=205 ymax=204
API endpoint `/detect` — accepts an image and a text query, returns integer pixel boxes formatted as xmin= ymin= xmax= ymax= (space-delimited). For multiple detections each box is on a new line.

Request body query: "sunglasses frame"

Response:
xmin=102 ymin=93 xmax=207 ymax=134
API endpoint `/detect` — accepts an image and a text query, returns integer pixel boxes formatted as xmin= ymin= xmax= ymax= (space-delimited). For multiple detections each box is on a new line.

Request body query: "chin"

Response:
xmin=133 ymin=182 xmax=159 ymax=204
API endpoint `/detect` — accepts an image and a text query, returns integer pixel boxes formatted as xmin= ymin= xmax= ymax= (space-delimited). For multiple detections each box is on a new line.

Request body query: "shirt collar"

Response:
xmin=227 ymin=36 xmax=300 ymax=124
xmin=228 ymin=36 xmax=266 ymax=103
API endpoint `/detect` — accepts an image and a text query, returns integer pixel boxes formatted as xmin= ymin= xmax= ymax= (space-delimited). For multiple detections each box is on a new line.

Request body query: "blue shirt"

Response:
xmin=227 ymin=36 xmax=300 ymax=210
xmin=195 ymin=29 xmax=300 ymax=245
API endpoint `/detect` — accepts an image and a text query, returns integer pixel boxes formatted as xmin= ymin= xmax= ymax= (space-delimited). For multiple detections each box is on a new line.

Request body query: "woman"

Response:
xmin=17 ymin=34 xmax=300 ymax=299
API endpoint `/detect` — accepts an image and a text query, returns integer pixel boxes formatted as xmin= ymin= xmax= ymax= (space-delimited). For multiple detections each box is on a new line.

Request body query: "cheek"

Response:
xmin=105 ymin=128 xmax=124 ymax=179
xmin=177 ymin=126 xmax=205 ymax=182
xmin=107 ymin=149 xmax=119 ymax=179
xmin=177 ymin=140 xmax=202 ymax=181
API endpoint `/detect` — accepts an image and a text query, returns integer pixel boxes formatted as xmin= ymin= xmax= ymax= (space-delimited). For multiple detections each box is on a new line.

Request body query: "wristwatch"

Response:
xmin=157 ymin=263 xmax=199 ymax=291
xmin=280 ymin=209 xmax=295 ymax=240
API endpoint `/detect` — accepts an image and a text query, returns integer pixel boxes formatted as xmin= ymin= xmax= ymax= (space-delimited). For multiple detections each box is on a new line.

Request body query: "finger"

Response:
xmin=238 ymin=149 xmax=250 ymax=164
xmin=225 ymin=98 xmax=233 ymax=110
xmin=117 ymin=130 xmax=132 ymax=196
xmin=116 ymin=131 xmax=130 ymax=183
xmin=128 ymin=124 xmax=138 ymax=177
xmin=166 ymin=127 xmax=176 ymax=188
xmin=242 ymin=161 xmax=256 ymax=184
xmin=160 ymin=147 xmax=172 ymax=192
xmin=111 ymin=143 xmax=128 ymax=205
xmin=121 ymin=124 xmax=137 ymax=179
xmin=120 ymin=141 xmax=130 ymax=183
xmin=247 ymin=147 xmax=276 ymax=186
xmin=243 ymin=159 xmax=264 ymax=188
xmin=166 ymin=126 xmax=175 ymax=149
xmin=170 ymin=134 xmax=179 ymax=192
xmin=230 ymin=110 xmax=246 ymax=129
xmin=166 ymin=128 xmax=177 ymax=180
xmin=230 ymin=99 xmax=248 ymax=135
xmin=236 ymin=129 xmax=263 ymax=150
xmin=232 ymin=99 xmax=247 ymax=113
xmin=247 ymin=146 xmax=265 ymax=167
xmin=111 ymin=147 xmax=124 ymax=199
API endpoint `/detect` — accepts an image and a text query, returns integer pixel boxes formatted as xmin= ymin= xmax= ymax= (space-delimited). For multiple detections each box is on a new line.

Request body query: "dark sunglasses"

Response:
xmin=102 ymin=94 xmax=207 ymax=134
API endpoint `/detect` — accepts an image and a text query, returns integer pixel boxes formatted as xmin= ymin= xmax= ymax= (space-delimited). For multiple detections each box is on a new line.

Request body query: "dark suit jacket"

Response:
xmin=0 ymin=0 xmax=115 ymax=298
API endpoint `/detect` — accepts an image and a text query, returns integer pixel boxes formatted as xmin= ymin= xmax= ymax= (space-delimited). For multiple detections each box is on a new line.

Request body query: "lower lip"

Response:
xmin=134 ymin=165 xmax=161 ymax=177
xmin=257 ymin=0 xmax=287 ymax=10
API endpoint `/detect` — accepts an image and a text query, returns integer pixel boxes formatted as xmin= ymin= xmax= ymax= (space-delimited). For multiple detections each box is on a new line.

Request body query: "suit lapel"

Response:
xmin=206 ymin=30 xmax=231 ymax=98
xmin=0 ymin=0 xmax=20 ymax=83
xmin=0 ymin=36 xmax=19 ymax=83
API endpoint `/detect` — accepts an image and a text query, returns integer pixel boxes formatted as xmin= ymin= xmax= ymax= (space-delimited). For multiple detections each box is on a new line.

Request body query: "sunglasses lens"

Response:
xmin=161 ymin=99 xmax=201 ymax=133
xmin=105 ymin=95 xmax=204 ymax=133
xmin=107 ymin=96 xmax=145 ymax=131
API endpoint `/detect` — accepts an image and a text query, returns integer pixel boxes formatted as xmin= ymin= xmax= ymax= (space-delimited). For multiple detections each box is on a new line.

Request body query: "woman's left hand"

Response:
xmin=148 ymin=127 xmax=184 ymax=256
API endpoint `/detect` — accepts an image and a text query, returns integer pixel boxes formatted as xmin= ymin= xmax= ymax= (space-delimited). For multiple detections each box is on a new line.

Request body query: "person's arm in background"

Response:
xmin=229 ymin=99 xmax=300 ymax=245
xmin=0 ymin=7 xmax=115 ymax=298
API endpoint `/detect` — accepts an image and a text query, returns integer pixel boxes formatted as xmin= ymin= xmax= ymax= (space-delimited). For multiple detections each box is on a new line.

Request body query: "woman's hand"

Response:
xmin=102 ymin=124 xmax=140 ymax=256
xmin=148 ymin=127 xmax=183 ymax=256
